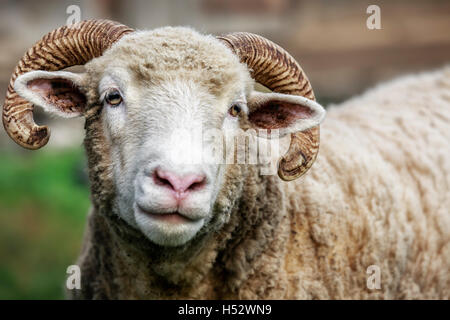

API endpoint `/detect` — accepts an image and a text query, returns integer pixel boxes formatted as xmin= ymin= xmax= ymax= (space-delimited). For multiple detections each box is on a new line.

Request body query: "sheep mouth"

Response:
xmin=136 ymin=204 xmax=201 ymax=223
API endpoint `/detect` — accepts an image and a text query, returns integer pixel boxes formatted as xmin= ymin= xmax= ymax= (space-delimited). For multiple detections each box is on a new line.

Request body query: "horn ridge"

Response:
xmin=2 ymin=19 xmax=133 ymax=149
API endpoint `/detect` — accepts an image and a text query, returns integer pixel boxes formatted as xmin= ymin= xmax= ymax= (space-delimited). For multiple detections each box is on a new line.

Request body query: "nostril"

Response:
xmin=187 ymin=175 xmax=206 ymax=191
xmin=153 ymin=168 xmax=206 ymax=193
xmin=153 ymin=168 xmax=175 ymax=190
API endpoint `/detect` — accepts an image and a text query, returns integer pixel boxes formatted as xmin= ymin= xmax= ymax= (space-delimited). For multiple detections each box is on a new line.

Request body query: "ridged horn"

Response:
xmin=217 ymin=32 xmax=320 ymax=181
xmin=2 ymin=19 xmax=134 ymax=150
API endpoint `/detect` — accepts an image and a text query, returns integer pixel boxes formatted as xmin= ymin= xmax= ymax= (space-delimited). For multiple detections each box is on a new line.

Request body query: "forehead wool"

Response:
xmin=86 ymin=27 xmax=253 ymax=98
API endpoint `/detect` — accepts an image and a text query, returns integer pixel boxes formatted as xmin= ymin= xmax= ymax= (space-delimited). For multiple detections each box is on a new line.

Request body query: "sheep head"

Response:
xmin=3 ymin=20 xmax=325 ymax=247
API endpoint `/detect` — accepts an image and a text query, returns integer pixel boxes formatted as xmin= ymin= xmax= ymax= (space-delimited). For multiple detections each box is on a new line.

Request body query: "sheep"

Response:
xmin=2 ymin=19 xmax=449 ymax=299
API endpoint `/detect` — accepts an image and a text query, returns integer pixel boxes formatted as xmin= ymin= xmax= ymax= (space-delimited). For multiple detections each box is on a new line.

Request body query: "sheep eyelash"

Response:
xmin=100 ymin=88 xmax=124 ymax=105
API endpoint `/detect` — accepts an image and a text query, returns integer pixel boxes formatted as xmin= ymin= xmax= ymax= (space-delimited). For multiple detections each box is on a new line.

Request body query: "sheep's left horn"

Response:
xmin=2 ymin=19 xmax=134 ymax=150
xmin=217 ymin=32 xmax=320 ymax=181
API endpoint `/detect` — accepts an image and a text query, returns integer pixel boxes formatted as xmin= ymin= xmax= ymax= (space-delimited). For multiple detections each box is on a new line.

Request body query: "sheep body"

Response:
xmin=284 ymin=66 xmax=450 ymax=299
xmin=71 ymin=66 xmax=450 ymax=299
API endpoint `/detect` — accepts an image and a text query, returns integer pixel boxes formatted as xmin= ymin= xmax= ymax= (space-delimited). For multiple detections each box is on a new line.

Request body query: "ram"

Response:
xmin=2 ymin=20 xmax=449 ymax=299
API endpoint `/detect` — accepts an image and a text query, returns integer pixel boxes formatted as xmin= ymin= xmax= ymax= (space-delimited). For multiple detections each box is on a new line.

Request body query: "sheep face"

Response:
xmin=12 ymin=27 xmax=325 ymax=247
xmin=90 ymin=67 xmax=253 ymax=247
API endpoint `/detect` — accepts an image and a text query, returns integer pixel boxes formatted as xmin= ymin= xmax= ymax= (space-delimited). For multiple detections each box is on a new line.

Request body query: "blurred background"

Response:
xmin=0 ymin=0 xmax=449 ymax=299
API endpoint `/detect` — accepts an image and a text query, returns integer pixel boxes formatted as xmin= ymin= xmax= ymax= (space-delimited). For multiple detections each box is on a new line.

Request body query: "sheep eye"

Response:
xmin=105 ymin=90 xmax=122 ymax=106
xmin=229 ymin=104 xmax=241 ymax=117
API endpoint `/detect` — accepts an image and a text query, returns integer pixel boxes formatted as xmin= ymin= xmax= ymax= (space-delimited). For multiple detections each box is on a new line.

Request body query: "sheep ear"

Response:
xmin=247 ymin=91 xmax=325 ymax=137
xmin=14 ymin=70 xmax=87 ymax=118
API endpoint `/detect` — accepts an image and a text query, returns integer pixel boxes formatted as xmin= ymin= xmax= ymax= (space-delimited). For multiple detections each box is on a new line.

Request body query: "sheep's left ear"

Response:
xmin=14 ymin=70 xmax=87 ymax=118
xmin=247 ymin=91 xmax=326 ymax=137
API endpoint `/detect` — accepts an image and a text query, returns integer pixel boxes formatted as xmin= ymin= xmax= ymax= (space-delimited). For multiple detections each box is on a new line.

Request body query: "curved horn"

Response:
xmin=2 ymin=19 xmax=134 ymax=150
xmin=217 ymin=32 xmax=320 ymax=181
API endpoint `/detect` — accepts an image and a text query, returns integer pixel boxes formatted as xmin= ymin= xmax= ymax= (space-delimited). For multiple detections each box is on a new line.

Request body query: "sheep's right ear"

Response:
xmin=14 ymin=70 xmax=87 ymax=118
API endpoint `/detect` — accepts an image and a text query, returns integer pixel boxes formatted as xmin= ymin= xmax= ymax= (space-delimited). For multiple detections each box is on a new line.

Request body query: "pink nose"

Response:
xmin=153 ymin=168 xmax=206 ymax=194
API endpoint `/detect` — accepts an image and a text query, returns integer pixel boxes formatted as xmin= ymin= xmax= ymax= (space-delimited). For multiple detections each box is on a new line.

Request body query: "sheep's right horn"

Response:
xmin=217 ymin=32 xmax=320 ymax=181
xmin=2 ymin=19 xmax=134 ymax=150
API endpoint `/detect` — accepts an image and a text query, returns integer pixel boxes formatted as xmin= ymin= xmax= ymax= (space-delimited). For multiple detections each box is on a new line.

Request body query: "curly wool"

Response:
xmin=283 ymin=66 xmax=450 ymax=299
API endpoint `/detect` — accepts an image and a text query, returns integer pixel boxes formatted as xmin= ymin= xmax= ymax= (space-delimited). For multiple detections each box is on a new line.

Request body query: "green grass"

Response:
xmin=0 ymin=148 xmax=90 ymax=299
